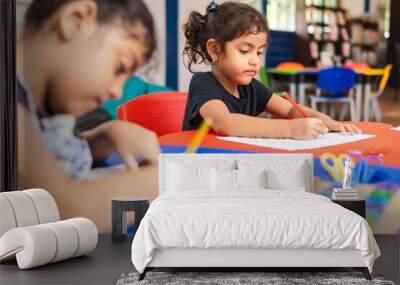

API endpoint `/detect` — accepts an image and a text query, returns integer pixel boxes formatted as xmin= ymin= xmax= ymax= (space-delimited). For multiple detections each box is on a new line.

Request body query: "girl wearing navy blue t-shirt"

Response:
xmin=182 ymin=1 xmax=360 ymax=139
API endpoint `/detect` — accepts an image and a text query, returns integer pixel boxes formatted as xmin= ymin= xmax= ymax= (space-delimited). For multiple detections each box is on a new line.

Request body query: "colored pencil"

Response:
xmin=282 ymin=92 xmax=309 ymax=118
xmin=186 ymin=118 xmax=213 ymax=153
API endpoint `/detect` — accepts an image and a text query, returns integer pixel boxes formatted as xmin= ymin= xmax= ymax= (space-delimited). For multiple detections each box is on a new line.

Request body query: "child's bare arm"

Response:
xmin=18 ymin=105 xmax=158 ymax=233
xmin=266 ymin=94 xmax=361 ymax=134
xmin=199 ymin=100 xmax=327 ymax=139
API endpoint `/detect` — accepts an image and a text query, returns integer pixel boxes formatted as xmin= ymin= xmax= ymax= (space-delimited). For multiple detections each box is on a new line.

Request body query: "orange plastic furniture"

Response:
xmin=118 ymin=92 xmax=188 ymax=136
xmin=343 ymin=62 xmax=370 ymax=69
xmin=364 ymin=64 xmax=393 ymax=121
xmin=276 ymin=62 xmax=305 ymax=70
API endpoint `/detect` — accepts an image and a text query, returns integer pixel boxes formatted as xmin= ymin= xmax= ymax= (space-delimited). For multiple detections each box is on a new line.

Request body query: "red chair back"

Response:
xmin=118 ymin=92 xmax=188 ymax=136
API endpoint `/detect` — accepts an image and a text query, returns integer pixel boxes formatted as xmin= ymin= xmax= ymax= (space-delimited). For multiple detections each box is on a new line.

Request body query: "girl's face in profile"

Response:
xmin=215 ymin=31 xmax=267 ymax=86
xmin=46 ymin=15 xmax=150 ymax=117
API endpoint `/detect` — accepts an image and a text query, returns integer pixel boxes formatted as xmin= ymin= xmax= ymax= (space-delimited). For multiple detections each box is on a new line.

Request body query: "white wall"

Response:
xmin=16 ymin=0 xmax=31 ymax=37
xmin=135 ymin=0 xmax=166 ymax=86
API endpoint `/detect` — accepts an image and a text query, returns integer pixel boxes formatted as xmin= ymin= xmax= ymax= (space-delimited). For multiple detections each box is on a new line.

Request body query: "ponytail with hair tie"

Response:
xmin=209 ymin=0 xmax=218 ymax=12
xmin=183 ymin=1 xmax=268 ymax=73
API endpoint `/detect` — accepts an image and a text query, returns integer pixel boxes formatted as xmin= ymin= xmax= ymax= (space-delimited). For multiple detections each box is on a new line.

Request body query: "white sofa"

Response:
xmin=0 ymin=189 xmax=98 ymax=269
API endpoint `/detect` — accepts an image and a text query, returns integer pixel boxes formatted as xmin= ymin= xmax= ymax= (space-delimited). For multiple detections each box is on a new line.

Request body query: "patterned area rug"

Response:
xmin=116 ymin=271 xmax=396 ymax=285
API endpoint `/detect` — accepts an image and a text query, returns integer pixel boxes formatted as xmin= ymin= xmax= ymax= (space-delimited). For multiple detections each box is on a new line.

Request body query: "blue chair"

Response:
xmin=310 ymin=67 xmax=357 ymax=121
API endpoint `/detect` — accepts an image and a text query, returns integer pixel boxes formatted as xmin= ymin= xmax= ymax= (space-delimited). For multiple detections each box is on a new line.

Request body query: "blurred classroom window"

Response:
xmin=16 ymin=0 xmax=32 ymax=37
xmin=266 ymin=0 xmax=296 ymax=32
xmin=240 ymin=0 xmax=259 ymax=6
xmin=305 ymin=0 xmax=337 ymax=7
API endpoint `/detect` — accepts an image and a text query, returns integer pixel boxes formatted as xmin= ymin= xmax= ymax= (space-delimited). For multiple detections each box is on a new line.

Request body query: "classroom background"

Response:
xmin=14 ymin=0 xmax=400 ymax=234
xmin=15 ymin=0 xmax=397 ymax=94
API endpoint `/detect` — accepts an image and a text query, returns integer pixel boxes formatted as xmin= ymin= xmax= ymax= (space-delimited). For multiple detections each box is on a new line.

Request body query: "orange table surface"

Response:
xmin=159 ymin=122 xmax=400 ymax=168
xmin=267 ymin=67 xmax=385 ymax=76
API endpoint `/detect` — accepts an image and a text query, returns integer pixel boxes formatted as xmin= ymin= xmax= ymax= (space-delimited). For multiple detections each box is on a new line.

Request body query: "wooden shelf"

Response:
xmin=306 ymin=22 xmax=329 ymax=27
xmin=306 ymin=4 xmax=344 ymax=12
xmin=348 ymin=16 xmax=379 ymax=65
xmin=310 ymin=39 xmax=339 ymax=43
xmin=305 ymin=2 xmax=350 ymax=65
xmin=351 ymin=43 xmax=377 ymax=47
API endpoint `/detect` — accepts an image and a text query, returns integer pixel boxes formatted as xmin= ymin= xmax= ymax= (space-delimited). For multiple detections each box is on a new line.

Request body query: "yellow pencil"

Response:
xmin=186 ymin=118 xmax=213 ymax=153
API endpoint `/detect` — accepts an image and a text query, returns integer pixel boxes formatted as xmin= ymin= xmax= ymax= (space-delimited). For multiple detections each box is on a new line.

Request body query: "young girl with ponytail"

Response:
xmin=182 ymin=1 xmax=360 ymax=139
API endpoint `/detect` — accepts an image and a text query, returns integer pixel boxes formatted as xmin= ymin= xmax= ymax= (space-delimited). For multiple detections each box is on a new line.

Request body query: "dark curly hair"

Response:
xmin=24 ymin=0 xmax=156 ymax=61
xmin=182 ymin=1 xmax=268 ymax=72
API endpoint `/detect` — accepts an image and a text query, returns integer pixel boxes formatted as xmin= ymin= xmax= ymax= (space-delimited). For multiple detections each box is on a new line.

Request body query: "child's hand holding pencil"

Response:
xmin=281 ymin=92 xmax=361 ymax=137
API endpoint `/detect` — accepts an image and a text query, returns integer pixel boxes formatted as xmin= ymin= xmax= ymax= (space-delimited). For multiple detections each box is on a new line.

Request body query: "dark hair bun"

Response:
xmin=182 ymin=11 xmax=210 ymax=72
xmin=182 ymin=1 xmax=268 ymax=73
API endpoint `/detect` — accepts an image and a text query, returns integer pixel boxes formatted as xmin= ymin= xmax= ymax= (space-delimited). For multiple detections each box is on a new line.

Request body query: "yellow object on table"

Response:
xmin=186 ymin=118 xmax=213 ymax=154
xmin=319 ymin=152 xmax=348 ymax=182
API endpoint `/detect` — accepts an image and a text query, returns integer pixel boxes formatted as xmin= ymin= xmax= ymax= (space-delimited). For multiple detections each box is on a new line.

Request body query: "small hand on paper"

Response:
xmin=102 ymin=121 xmax=160 ymax=170
xmin=322 ymin=117 xmax=361 ymax=135
xmin=289 ymin=118 xmax=329 ymax=140
xmin=82 ymin=120 xmax=160 ymax=170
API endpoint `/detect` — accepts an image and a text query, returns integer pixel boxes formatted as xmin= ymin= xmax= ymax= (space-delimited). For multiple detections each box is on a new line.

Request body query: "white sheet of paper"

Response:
xmin=390 ymin=127 xmax=400 ymax=132
xmin=216 ymin=133 xmax=375 ymax=151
